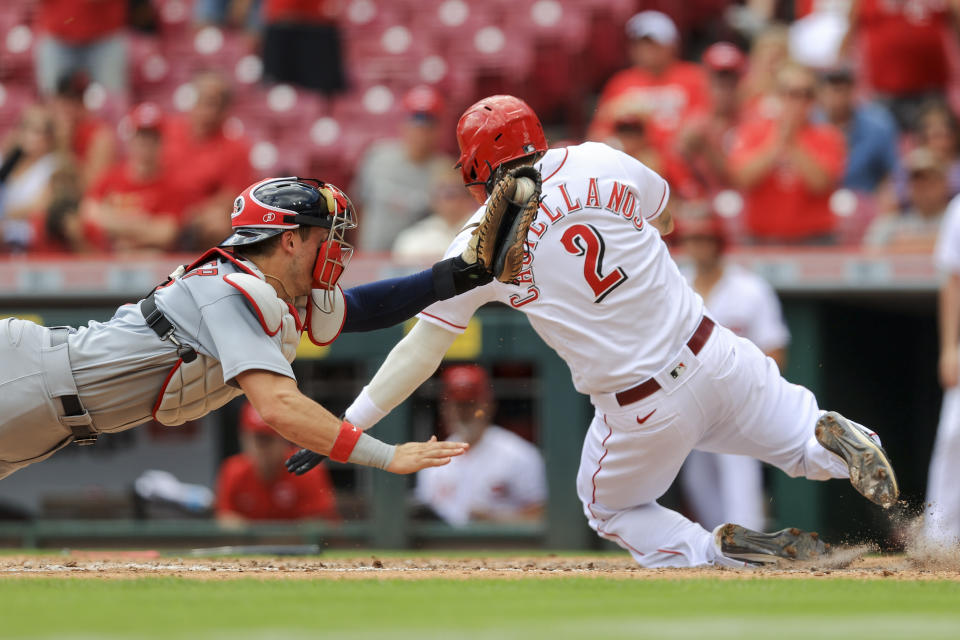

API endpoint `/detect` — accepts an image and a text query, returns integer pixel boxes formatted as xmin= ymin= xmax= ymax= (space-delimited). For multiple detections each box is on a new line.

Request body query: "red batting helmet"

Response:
xmin=455 ymin=95 xmax=548 ymax=203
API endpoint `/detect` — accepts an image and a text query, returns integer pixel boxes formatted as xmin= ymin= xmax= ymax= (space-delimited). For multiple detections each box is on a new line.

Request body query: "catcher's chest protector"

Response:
xmin=152 ymin=249 xmax=302 ymax=426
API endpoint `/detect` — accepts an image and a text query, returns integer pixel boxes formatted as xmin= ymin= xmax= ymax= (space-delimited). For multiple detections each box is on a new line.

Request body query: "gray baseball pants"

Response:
xmin=0 ymin=318 xmax=90 ymax=480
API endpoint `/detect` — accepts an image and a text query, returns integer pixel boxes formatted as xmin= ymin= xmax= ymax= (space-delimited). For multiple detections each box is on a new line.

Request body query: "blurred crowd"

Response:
xmin=1 ymin=0 xmax=960 ymax=257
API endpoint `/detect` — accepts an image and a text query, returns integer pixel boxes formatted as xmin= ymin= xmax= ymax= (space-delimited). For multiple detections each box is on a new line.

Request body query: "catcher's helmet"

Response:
xmin=220 ymin=176 xmax=357 ymax=292
xmin=220 ymin=177 xmax=356 ymax=247
xmin=455 ymin=95 xmax=547 ymax=203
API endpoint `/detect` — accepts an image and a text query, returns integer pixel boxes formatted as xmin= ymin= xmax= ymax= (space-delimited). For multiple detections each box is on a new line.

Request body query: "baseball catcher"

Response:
xmin=0 ymin=175 xmax=539 ymax=480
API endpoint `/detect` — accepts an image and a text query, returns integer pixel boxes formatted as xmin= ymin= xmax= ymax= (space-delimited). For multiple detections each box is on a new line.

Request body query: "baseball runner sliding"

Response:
xmin=288 ymin=96 xmax=900 ymax=567
xmin=0 ymin=176 xmax=532 ymax=480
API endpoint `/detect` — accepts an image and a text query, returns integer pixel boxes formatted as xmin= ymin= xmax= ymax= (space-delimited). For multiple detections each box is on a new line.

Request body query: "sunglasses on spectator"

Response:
xmin=614 ymin=121 xmax=645 ymax=135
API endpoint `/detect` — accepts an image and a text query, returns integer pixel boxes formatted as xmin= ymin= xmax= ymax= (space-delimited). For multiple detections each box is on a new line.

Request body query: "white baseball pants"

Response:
xmin=926 ymin=384 xmax=960 ymax=544
xmin=577 ymin=323 xmax=849 ymax=567
xmin=681 ymin=450 xmax=765 ymax=532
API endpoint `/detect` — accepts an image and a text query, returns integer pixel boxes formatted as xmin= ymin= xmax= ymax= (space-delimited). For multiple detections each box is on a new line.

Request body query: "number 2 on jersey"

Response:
xmin=560 ymin=223 xmax=628 ymax=303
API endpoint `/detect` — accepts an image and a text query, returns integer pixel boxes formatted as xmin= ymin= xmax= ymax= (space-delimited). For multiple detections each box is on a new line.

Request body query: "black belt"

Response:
xmin=48 ymin=328 xmax=98 ymax=446
xmin=140 ymin=294 xmax=197 ymax=362
xmin=615 ymin=316 xmax=716 ymax=407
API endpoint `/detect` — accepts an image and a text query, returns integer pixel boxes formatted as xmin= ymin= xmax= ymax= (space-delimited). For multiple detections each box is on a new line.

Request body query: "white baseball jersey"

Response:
xmin=415 ymin=426 xmax=546 ymax=526
xmin=418 ymin=142 xmax=702 ymax=396
xmin=927 ymin=194 xmax=960 ymax=543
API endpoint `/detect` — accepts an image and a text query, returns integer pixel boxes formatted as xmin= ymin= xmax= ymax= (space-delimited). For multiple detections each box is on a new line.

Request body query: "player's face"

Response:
xmin=289 ymin=227 xmax=330 ymax=295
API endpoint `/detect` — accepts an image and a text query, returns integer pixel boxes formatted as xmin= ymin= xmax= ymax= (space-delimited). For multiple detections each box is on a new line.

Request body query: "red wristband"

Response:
xmin=329 ymin=421 xmax=363 ymax=462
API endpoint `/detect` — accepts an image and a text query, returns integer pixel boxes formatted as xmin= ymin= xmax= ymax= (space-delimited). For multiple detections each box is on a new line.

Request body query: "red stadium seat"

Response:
xmin=0 ymin=24 xmax=36 ymax=82
xmin=0 ymin=82 xmax=34 ymax=133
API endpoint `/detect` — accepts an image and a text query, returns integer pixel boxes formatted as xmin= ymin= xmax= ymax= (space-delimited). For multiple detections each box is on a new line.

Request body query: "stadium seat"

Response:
xmin=0 ymin=82 xmax=34 ymax=131
xmin=0 ymin=24 xmax=35 ymax=82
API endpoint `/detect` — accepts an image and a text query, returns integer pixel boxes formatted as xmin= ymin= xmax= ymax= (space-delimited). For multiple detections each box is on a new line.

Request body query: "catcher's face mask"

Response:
xmin=310 ymin=183 xmax=357 ymax=293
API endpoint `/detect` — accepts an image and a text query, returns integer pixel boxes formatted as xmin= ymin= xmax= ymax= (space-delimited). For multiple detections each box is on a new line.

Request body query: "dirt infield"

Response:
xmin=1 ymin=550 xmax=959 ymax=581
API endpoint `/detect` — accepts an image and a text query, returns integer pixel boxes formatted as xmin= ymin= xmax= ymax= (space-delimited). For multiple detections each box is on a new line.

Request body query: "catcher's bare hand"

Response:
xmin=386 ymin=436 xmax=468 ymax=474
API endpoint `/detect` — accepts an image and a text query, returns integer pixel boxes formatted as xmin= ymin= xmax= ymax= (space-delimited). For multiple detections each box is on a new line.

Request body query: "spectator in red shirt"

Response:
xmin=729 ymin=63 xmax=846 ymax=244
xmin=611 ymin=110 xmax=700 ymax=203
xmin=845 ymin=0 xmax=960 ymax=130
xmin=162 ymin=71 xmax=254 ymax=251
xmin=589 ymin=11 xmax=709 ymax=147
xmin=676 ymin=42 xmax=747 ymax=197
xmin=49 ymin=71 xmax=116 ymax=190
xmin=81 ymin=103 xmax=184 ymax=252
xmin=216 ymin=402 xmax=339 ymax=525
xmin=34 ymin=0 xmax=128 ymax=95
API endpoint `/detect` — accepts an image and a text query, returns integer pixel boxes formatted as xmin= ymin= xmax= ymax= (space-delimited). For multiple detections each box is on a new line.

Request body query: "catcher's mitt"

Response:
xmin=468 ymin=165 xmax=542 ymax=283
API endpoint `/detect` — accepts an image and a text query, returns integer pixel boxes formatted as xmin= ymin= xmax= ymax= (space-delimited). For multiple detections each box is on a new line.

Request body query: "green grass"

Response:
xmin=0 ymin=577 xmax=958 ymax=639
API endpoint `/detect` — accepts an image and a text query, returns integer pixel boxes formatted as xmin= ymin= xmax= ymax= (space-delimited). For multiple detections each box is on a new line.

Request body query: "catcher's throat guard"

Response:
xmin=309 ymin=181 xmax=356 ymax=313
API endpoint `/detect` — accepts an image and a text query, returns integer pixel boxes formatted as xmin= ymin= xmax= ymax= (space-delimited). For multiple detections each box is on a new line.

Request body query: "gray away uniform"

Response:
xmin=0 ymin=256 xmax=293 ymax=480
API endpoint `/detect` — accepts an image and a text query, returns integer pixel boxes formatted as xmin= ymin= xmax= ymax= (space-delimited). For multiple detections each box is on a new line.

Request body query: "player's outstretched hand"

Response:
xmin=386 ymin=436 xmax=468 ymax=474
xmin=285 ymin=448 xmax=326 ymax=475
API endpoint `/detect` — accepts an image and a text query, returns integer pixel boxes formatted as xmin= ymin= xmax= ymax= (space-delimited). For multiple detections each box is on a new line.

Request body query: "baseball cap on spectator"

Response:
xmin=403 ymin=85 xmax=444 ymax=123
xmin=128 ymin=102 xmax=164 ymax=133
xmin=441 ymin=365 xmax=493 ymax=403
xmin=239 ymin=402 xmax=276 ymax=436
xmin=905 ymin=148 xmax=944 ymax=176
xmin=703 ymin=42 xmax=746 ymax=75
xmin=625 ymin=11 xmax=678 ymax=45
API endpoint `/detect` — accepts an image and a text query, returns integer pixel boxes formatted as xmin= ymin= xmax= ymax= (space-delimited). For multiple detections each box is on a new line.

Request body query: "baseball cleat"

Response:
xmin=815 ymin=411 xmax=899 ymax=509
xmin=715 ymin=523 xmax=829 ymax=566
